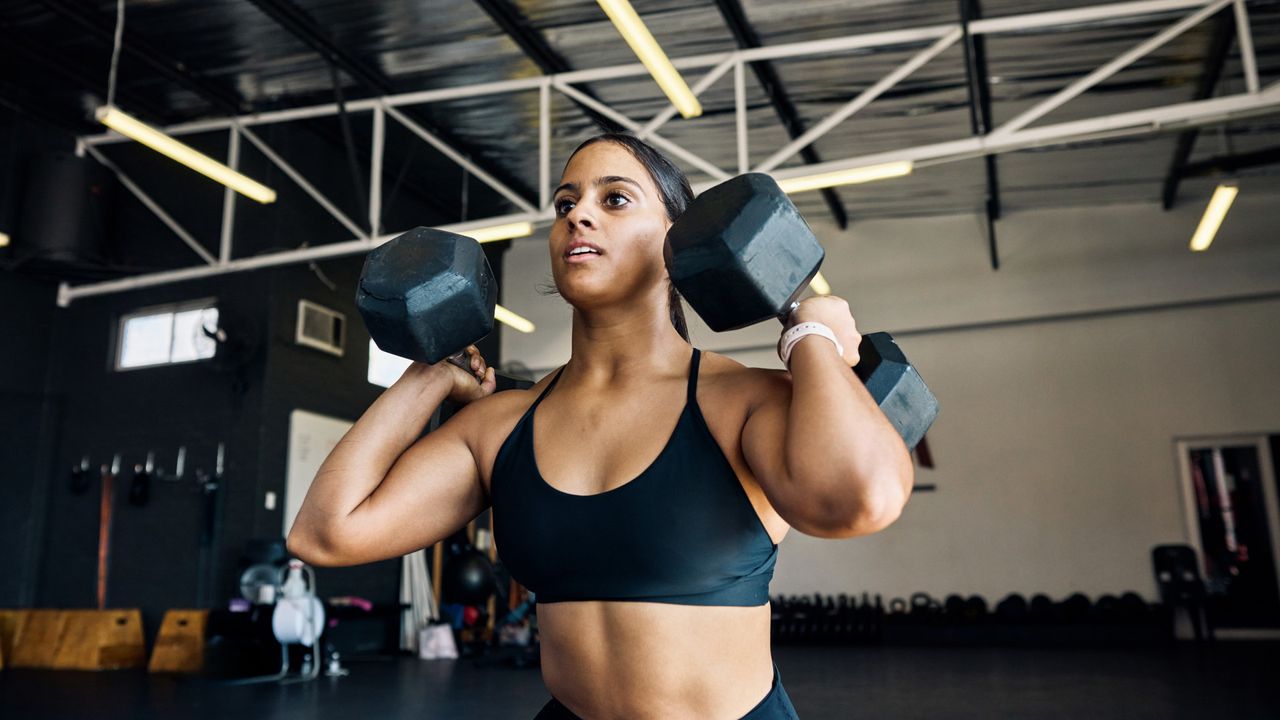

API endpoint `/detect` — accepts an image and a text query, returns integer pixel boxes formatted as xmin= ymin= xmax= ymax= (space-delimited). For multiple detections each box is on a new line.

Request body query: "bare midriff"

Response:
xmin=537 ymin=600 xmax=775 ymax=720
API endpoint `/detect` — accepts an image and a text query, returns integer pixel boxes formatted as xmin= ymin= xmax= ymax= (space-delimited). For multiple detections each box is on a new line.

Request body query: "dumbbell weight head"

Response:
xmin=854 ymin=333 xmax=938 ymax=450
xmin=665 ymin=174 xmax=937 ymax=450
xmin=664 ymin=173 xmax=823 ymax=332
xmin=356 ymin=227 xmax=497 ymax=365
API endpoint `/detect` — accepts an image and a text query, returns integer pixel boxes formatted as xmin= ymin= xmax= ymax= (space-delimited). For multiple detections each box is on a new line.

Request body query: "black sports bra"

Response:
xmin=489 ymin=347 xmax=778 ymax=606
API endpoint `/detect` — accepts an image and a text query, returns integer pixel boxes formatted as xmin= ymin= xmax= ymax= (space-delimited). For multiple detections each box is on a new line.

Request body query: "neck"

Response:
xmin=564 ymin=289 xmax=690 ymax=388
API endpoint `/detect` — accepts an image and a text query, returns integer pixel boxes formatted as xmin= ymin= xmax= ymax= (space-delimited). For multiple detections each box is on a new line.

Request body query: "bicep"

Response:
xmin=327 ymin=409 xmax=489 ymax=566
xmin=741 ymin=371 xmax=864 ymax=538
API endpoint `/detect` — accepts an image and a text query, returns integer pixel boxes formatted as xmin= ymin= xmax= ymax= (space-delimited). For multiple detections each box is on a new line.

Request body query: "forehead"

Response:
xmin=559 ymin=142 xmax=655 ymax=192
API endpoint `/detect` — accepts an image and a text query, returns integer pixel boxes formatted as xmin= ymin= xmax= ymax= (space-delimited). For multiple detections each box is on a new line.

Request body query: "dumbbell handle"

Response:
xmin=444 ymin=351 xmax=485 ymax=384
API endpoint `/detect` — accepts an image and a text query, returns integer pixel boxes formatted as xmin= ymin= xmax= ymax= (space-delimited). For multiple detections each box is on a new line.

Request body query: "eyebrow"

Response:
xmin=553 ymin=175 xmax=644 ymax=197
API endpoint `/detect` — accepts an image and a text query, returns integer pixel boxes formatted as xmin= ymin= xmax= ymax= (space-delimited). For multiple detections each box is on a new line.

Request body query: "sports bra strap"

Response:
xmin=530 ymin=366 xmax=565 ymax=410
xmin=687 ymin=347 xmax=701 ymax=404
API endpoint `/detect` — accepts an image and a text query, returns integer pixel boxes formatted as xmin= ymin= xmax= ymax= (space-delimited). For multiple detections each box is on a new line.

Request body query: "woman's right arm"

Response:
xmin=286 ymin=353 xmax=497 ymax=567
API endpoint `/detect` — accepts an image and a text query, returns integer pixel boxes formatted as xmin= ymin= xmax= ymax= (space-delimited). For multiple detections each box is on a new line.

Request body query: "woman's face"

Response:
xmin=548 ymin=141 xmax=672 ymax=310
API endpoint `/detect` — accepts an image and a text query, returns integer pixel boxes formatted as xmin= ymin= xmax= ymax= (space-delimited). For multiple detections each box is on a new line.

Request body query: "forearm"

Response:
xmin=783 ymin=336 xmax=912 ymax=523
xmin=289 ymin=367 xmax=451 ymax=549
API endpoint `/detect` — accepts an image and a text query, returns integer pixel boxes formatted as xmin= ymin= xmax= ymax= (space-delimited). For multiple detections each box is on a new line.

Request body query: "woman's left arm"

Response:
xmin=741 ymin=295 xmax=913 ymax=538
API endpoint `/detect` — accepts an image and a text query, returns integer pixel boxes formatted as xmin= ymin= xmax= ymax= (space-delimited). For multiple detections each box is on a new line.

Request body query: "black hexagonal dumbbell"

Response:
xmin=356 ymin=227 xmax=496 ymax=373
xmin=665 ymin=173 xmax=938 ymax=449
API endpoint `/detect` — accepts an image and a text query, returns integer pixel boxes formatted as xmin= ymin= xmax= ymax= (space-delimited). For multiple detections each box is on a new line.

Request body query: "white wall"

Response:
xmin=500 ymin=192 xmax=1280 ymax=603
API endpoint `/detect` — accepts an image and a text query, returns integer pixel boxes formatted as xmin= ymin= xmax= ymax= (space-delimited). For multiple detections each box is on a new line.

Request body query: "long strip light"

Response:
xmin=1189 ymin=183 xmax=1238 ymax=252
xmin=777 ymin=161 xmax=914 ymax=194
xmin=495 ymin=305 xmax=536 ymax=333
xmin=596 ymin=0 xmax=701 ymax=118
xmin=96 ymin=106 xmax=277 ymax=204
xmin=463 ymin=221 xmax=535 ymax=244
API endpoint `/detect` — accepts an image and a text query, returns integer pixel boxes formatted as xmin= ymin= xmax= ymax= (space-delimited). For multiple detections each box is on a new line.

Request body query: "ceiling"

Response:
xmin=2 ymin=0 xmax=1278 ymax=231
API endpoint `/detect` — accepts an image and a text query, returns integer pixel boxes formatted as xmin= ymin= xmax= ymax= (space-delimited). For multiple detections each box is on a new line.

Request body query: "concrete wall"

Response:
xmin=499 ymin=192 xmax=1280 ymax=603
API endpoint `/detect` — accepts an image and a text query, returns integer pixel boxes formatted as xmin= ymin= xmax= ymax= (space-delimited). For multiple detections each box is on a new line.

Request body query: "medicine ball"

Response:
xmin=441 ymin=548 xmax=495 ymax=606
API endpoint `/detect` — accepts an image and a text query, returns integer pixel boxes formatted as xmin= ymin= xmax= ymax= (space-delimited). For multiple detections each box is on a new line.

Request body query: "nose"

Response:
xmin=566 ymin=203 xmax=594 ymax=230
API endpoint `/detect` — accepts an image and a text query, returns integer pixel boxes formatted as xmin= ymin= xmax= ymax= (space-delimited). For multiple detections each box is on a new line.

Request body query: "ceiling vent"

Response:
xmin=295 ymin=299 xmax=345 ymax=357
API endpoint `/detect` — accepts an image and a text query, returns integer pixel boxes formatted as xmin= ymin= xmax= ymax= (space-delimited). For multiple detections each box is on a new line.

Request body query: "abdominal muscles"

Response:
xmin=537 ymin=600 xmax=775 ymax=719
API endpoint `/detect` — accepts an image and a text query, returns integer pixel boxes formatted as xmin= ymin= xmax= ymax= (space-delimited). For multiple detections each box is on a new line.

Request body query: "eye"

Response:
xmin=554 ymin=197 xmax=576 ymax=216
xmin=603 ymin=191 xmax=630 ymax=208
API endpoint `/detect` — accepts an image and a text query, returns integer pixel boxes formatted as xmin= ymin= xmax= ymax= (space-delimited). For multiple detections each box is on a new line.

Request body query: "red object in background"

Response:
xmin=97 ymin=463 xmax=117 ymax=610
xmin=463 ymin=605 xmax=480 ymax=627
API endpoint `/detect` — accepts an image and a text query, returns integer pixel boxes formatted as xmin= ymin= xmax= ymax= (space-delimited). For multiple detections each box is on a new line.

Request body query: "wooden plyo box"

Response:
xmin=0 ymin=609 xmax=30 ymax=670
xmin=148 ymin=610 xmax=208 ymax=673
xmin=6 ymin=609 xmax=146 ymax=670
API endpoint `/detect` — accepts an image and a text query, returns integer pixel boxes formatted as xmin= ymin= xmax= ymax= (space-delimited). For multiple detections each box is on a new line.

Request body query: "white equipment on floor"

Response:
xmin=227 ymin=559 xmax=327 ymax=685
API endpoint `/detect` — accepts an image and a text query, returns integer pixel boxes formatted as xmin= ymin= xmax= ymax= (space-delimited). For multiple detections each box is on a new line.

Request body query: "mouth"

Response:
xmin=564 ymin=242 xmax=603 ymax=263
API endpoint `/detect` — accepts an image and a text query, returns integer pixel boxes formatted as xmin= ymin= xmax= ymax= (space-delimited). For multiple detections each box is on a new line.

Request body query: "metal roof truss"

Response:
xmin=59 ymin=0 xmax=1279 ymax=306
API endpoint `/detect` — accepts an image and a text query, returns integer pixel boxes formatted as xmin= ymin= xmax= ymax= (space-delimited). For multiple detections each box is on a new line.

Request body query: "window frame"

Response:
xmin=114 ymin=298 xmax=220 ymax=371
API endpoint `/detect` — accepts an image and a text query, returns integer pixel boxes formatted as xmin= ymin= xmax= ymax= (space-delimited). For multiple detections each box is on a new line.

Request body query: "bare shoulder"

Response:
xmin=440 ymin=370 xmax=561 ymax=489
xmin=697 ymin=350 xmax=791 ymax=413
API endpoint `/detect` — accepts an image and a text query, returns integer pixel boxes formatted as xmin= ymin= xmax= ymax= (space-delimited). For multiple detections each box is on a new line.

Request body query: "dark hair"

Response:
xmin=565 ymin=133 xmax=694 ymax=342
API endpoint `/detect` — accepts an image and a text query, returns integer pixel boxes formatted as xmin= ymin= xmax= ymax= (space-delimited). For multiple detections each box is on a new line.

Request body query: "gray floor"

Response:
xmin=2 ymin=643 xmax=1277 ymax=719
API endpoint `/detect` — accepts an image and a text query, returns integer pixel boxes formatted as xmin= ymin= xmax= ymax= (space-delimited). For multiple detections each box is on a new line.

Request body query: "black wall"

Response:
xmin=0 ymin=107 xmax=512 ymax=647
xmin=0 ymin=273 xmax=60 ymax=608
xmin=25 ymin=248 xmax=504 ymax=646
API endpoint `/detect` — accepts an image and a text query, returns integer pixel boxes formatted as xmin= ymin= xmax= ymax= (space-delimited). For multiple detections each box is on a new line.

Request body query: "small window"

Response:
xmin=368 ymin=338 xmax=412 ymax=388
xmin=117 ymin=302 xmax=219 ymax=370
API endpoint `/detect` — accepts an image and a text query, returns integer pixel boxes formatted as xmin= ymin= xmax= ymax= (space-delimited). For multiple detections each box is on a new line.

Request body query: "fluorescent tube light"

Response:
xmin=777 ymin=161 xmax=914 ymax=194
xmin=96 ymin=106 xmax=277 ymax=204
xmin=1189 ymin=183 xmax=1238 ymax=252
xmin=495 ymin=305 xmax=536 ymax=333
xmin=463 ymin=221 xmax=535 ymax=244
xmin=809 ymin=271 xmax=831 ymax=296
xmin=596 ymin=0 xmax=702 ymax=118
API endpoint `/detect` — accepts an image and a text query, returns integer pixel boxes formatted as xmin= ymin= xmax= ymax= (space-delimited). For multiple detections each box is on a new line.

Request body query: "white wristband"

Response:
xmin=778 ymin=322 xmax=843 ymax=367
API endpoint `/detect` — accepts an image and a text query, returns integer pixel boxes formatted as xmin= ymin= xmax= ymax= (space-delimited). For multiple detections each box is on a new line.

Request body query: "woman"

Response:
xmin=288 ymin=133 xmax=914 ymax=719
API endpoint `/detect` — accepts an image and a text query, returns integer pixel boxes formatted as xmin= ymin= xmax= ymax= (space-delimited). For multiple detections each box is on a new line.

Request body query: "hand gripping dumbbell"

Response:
xmin=355 ymin=227 xmax=496 ymax=378
xmin=664 ymin=173 xmax=938 ymax=450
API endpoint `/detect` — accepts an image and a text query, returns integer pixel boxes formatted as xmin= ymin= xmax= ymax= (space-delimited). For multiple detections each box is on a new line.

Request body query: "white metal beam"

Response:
xmin=56 ymin=211 xmax=544 ymax=304
xmin=62 ymin=86 xmax=1280 ymax=305
xmin=82 ymin=144 xmax=218 ymax=267
xmin=754 ymin=29 xmax=963 ymax=173
xmin=79 ymin=1 xmax=1221 ymax=147
xmin=237 ymin=125 xmax=369 ymax=240
xmin=1233 ymin=0 xmax=1260 ymax=94
xmin=369 ymin=104 xmax=384 ymax=236
xmin=734 ymin=59 xmax=748 ymax=174
xmin=219 ymin=127 xmax=239 ymax=265
xmin=737 ymin=84 xmax=1280 ymax=194
xmin=638 ymin=57 xmax=736 ymax=141
xmin=382 ymin=103 xmax=537 ymax=214
xmin=554 ymin=80 xmax=731 ymax=180
xmin=58 ymin=0 xmax=1270 ymax=306
xmin=991 ymin=0 xmax=1231 ymax=137
xmin=539 ymin=79 xmax=552 ymax=211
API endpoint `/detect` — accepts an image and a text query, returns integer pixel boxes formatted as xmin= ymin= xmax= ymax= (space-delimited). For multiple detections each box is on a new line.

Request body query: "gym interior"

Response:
xmin=1 ymin=1 xmax=1279 ymax=718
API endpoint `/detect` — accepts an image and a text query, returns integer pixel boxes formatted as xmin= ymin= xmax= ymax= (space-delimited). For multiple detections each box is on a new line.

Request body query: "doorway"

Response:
xmin=1175 ymin=435 xmax=1280 ymax=638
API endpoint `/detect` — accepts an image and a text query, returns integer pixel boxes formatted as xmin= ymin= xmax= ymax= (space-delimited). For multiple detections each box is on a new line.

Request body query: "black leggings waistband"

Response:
xmin=533 ymin=663 xmax=799 ymax=719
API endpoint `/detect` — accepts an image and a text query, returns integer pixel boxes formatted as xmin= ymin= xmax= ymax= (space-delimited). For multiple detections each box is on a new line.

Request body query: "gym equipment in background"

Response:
xmin=127 ymin=453 xmax=153 ymax=507
xmin=665 ymin=173 xmax=938 ymax=449
xmin=69 ymin=456 xmax=91 ymax=495
xmin=226 ymin=559 xmax=326 ymax=685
